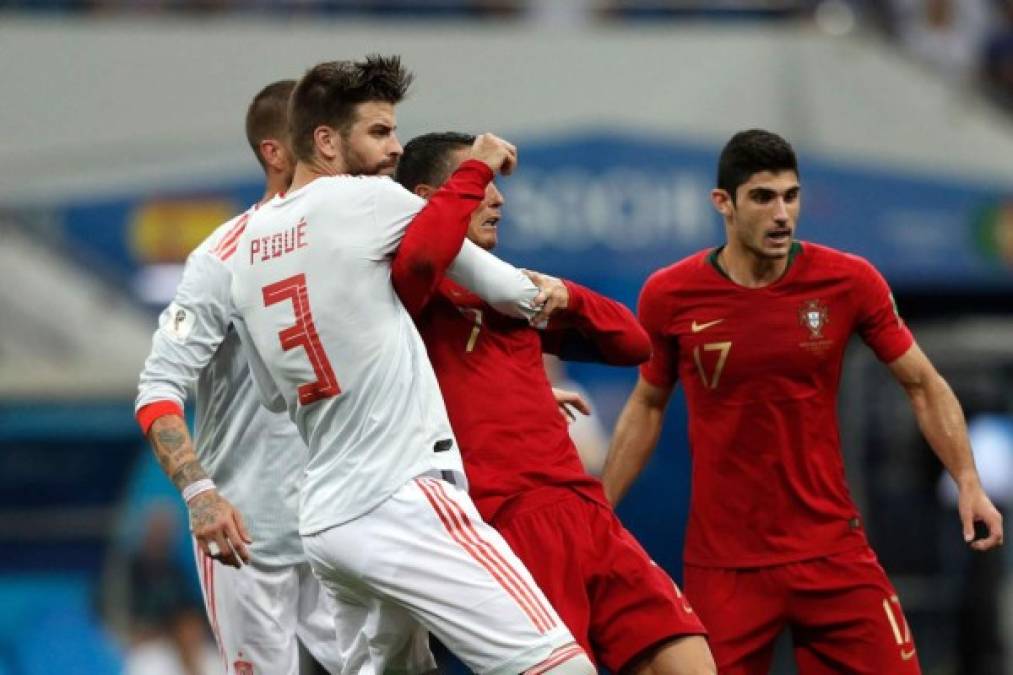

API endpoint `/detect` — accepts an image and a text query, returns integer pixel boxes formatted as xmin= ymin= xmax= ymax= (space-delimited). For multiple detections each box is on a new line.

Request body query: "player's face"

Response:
xmin=722 ymin=170 xmax=800 ymax=260
xmin=449 ymin=147 xmax=504 ymax=250
xmin=341 ymin=101 xmax=402 ymax=177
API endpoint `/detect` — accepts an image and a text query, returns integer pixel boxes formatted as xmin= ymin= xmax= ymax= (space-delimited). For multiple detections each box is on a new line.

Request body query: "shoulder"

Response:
xmin=370 ymin=175 xmax=425 ymax=209
xmin=642 ymin=249 xmax=712 ymax=299
xmin=800 ymin=242 xmax=876 ymax=273
xmin=198 ymin=207 xmax=256 ymax=262
xmin=317 ymin=175 xmax=424 ymax=213
xmin=797 ymin=242 xmax=885 ymax=292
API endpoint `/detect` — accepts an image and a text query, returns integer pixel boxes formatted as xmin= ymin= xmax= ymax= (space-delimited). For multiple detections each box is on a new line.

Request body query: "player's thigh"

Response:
xmin=305 ymin=476 xmax=580 ymax=675
xmin=683 ymin=564 xmax=784 ymax=675
xmin=296 ymin=562 xmax=436 ymax=675
xmin=293 ymin=561 xmax=344 ymax=675
xmin=300 ymin=566 xmax=430 ymax=675
xmin=491 ymin=491 xmax=594 ymax=657
xmin=194 ymin=542 xmax=301 ymax=675
xmin=788 ymin=548 xmax=921 ymax=674
xmin=583 ymin=506 xmax=706 ymax=674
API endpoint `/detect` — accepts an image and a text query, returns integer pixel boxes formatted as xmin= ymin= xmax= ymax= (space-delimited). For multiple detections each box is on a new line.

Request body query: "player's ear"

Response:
xmin=413 ymin=184 xmax=436 ymax=200
xmin=259 ymin=139 xmax=283 ymax=170
xmin=313 ymin=125 xmax=339 ymax=162
xmin=710 ymin=189 xmax=733 ymax=217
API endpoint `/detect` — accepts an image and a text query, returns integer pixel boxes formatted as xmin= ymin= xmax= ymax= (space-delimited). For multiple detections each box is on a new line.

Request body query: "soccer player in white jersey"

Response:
xmin=229 ymin=56 xmax=597 ymax=675
xmin=135 ymin=80 xmax=432 ymax=675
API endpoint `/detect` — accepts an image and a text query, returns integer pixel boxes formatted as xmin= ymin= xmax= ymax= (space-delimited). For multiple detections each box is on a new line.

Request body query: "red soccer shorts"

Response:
xmin=491 ymin=487 xmax=706 ymax=672
xmin=684 ymin=545 xmax=921 ymax=674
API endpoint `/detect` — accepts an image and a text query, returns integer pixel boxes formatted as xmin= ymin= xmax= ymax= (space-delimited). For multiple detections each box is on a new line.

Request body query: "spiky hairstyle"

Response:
xmin=289 ymin=54 xmax=414 ymax=161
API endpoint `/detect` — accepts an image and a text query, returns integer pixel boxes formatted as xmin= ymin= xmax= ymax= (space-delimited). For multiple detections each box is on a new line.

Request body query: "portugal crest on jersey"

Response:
xmin=798 ymin=299 xmax=829 ymax=339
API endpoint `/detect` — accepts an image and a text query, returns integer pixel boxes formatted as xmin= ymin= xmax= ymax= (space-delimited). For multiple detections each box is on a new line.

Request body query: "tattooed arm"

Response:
xmin=147 ymin=415 xmax=250 ymax=567
xmin=137 ymin=247 xmax=252 ymax=568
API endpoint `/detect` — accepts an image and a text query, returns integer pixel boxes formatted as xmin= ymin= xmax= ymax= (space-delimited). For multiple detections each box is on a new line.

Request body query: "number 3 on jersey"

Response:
xmin=262 ymin=274 xmax=340 ymax=405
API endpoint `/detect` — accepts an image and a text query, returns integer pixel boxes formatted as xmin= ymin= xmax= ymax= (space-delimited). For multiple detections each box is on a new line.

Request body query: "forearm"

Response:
xmin=909 ymin=375 xmax=979 ymax=487
xmin=601 ymin=397 xmax=665 ymax=505
xmin=446 ymin=240 xmax=540 ymax=320
xmin=147 ymin=414 xmax=210 ymax=493
xmin=392 ymin=160 xmax=491 ymax=316
xmin=551 ymin=282 xmax=650 ymax=365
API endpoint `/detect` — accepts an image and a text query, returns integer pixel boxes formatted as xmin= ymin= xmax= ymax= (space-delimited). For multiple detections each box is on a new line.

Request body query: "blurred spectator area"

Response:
xmin=3 ymin=0 xmax=1010 ymax=115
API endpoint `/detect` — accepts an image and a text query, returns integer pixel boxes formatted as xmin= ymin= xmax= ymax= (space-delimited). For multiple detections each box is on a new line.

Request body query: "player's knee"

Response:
xmin=536 ymin=651 xmax=596 ymax=675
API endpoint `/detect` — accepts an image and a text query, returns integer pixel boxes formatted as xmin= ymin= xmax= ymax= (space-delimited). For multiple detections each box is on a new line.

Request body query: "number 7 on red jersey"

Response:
xmin=262 ymin=273 xmax=341 ymax=405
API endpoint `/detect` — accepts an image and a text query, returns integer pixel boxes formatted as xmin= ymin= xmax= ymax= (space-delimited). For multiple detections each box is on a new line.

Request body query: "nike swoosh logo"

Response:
xmin=900 ymin=648 xmax=916 ymax=661
xmin=691 ymin=319 xmax=724 ymax=333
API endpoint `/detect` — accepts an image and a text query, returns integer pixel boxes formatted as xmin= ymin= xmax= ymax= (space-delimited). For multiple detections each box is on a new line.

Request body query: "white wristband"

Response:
xmin=182 ymin=479 xmax=216 ymax=504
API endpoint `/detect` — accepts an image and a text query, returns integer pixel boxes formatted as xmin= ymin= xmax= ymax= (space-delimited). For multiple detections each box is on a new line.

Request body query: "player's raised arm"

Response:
xmin=392 ymin=133 xmax=517 ymax=317
xmin=443 ymin=240 xmax=545 ymax=320
xmin=887 ymin=344 xmax=1004 ymax=551
xmin=136 ymin=249 xmax=251 ymax=568
xmin=532 ymin=274 xmax=651 ymax=366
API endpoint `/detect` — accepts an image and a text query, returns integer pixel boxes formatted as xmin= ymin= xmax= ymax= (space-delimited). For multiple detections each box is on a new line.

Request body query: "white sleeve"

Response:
xmin=135 ymin=251 xmax=233 ymax=412
xmin=446 ymin=240 xmax=540 ymax=321
xmin=231 ymin=318 xmax=288 ymax=414
xmin=370 ymin=177 xmax=425 ymax=259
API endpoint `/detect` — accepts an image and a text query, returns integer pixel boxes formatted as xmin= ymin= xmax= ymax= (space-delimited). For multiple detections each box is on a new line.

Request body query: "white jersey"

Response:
xmin=230 ymin=174 xmax=539 ymax=536
xmin=136 ymin=208 xmax=305 ymax=566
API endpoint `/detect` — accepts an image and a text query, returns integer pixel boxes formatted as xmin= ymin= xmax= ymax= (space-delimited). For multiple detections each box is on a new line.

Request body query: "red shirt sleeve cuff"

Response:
xmin=456 ymin=159 xmax=494 ymax=184
xmin=136 ymin=401 xmax=185 ymax=435
xmin=545 ymin=279 xmax=583 ymax=330
xmin=561 ymin=279 xmax=586 ymax=313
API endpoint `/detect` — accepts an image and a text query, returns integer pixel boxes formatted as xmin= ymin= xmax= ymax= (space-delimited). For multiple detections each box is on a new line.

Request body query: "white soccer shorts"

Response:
xmin=303 ymin=475 xmax=581 ymax=675
xmin=193 ymin=545 xmax=345 ymax=675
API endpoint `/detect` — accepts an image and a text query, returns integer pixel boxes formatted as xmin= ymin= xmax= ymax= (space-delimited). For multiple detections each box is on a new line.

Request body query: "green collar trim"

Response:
xmin=708 ymin=241 xmax=802 ymax=280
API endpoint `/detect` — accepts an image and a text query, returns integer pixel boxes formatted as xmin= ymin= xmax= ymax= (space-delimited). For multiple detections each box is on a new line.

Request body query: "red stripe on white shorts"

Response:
xmin=525 ymin=643 xmax=586 ymax=675
xmin=416 ymin=478 xmax=553 ymax=633
xmin=198 ymin=546 xmax=227 ymax=670
xmin=427 ymin=479 xmax=557 ymax=631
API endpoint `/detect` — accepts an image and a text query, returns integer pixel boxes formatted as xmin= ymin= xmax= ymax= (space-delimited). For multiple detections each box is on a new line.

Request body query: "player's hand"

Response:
xmin=958 ymin=481 xmax=1003 ymax=551
xmin=553 ymin=387 xmax=591 ymax=422
xmin=189 ymin=491 xmax=252 ymax=568
xmin=524 ymin=269 xmax=569 ymax=327
xmin=469 ymin=133 xmax=518 ymax=176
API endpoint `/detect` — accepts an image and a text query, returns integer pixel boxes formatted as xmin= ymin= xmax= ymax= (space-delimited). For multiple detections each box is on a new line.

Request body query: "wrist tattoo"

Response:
xmin=171 ymin=461 xmax=209 ymax=491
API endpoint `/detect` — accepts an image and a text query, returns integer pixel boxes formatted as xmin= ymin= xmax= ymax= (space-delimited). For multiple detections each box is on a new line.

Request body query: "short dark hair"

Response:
xmin=717 ymin=129 xmax=799 ymax=201
xmin=289 ymin=55 xmax=414 ymax=162
xmin=245 ymin=80 xmax=296 ymax=169
xmin=395 ymin=132 xmax=476 ymax=192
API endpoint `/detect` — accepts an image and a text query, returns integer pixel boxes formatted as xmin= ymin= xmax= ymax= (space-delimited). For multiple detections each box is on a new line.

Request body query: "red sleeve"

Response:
xmin=540 ymin=280 xmax=650 ymax=365
xmin=392 ymin=159 xmax=493 ymax=318
xmin=853 ymin=257 xmax=914 ymax=363
xmin=637 ymin=271 xmax=679 ymax=388
xmin=136 ymin=400 xmax=185 ymax=435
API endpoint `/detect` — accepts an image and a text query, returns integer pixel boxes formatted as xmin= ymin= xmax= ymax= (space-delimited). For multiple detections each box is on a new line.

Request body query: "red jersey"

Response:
xmin=639 ymin=242 xmax=913 ymax=568
xmin=417 ymin=277 xmax=650 ymax=522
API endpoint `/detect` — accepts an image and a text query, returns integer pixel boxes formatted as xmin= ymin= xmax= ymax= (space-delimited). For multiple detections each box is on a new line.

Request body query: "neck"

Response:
xmin=719 ymin=239 xmax=789 ymax=288
xmin=259 ymin=171 xmax=290 ymax=206
xmin=289 ymin=157 xmax=346 ymax=192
